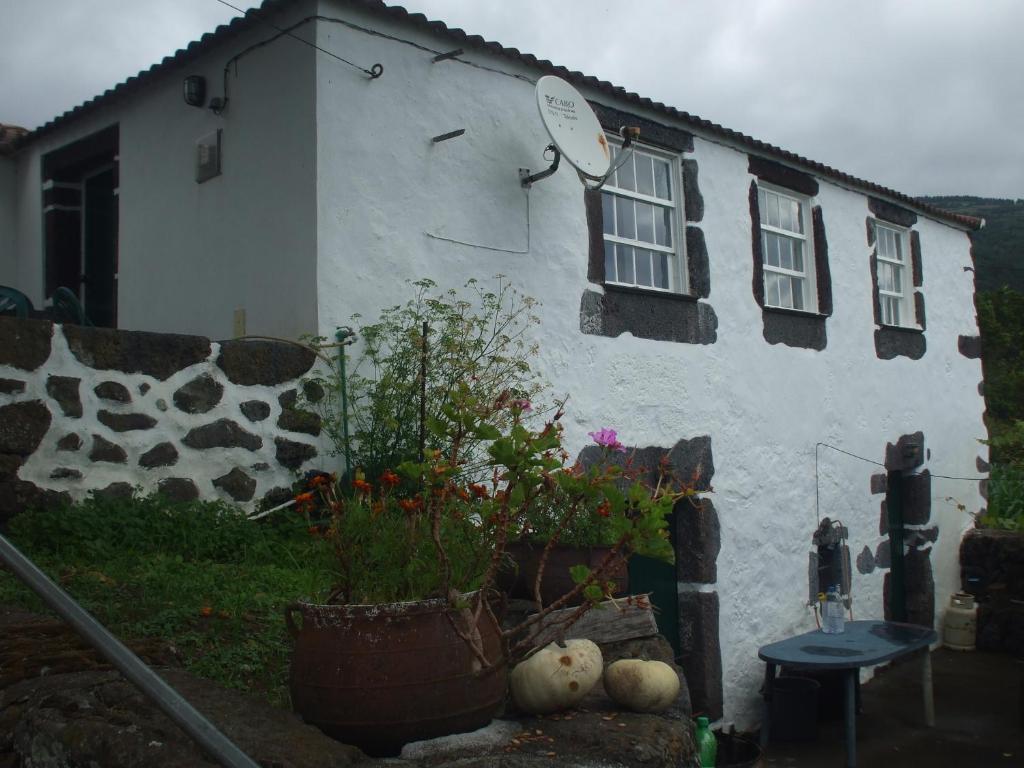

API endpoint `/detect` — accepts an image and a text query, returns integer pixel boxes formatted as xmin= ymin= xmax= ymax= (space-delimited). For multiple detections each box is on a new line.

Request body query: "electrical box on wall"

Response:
xmin=196 ymin=129 xmax=221 ymax=183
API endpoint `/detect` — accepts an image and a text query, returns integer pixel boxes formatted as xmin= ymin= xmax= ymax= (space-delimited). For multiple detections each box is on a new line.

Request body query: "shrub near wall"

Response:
xmin=0 ymin=318 xmax=327 ymax=525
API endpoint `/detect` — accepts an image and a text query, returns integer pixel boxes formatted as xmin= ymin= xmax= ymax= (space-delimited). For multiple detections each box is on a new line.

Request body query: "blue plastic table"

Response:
xmin=758 ymin=620 xmax=937 ymax=768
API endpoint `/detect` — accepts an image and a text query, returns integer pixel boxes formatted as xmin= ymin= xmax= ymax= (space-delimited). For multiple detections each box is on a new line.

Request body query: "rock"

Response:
xmin=139 ymin=442 xmax=179 ymax=468
xmin=157 ymin=478 xmax=199 ymax=502
xmin=240 ymin=400 xmax=271 ymax=422
xmin=0 ymin=667 xmax=365 ymax=768
xmin=275 ymin=437 xmax=317 ymax=470
xmin=217 ymin=340 xmax=316 ymax=386
xmin=0 ymin=401 xmax=51 ymax=455
xmin=46 ymin=375 xmax=82 ymax=417
xmin=0 ymin=454 xmax=24 ymax=478
xmin=183 ymin=420 xmax=262 ymax=451
xmin=0 ymin=480 xmax=71 ymax=523
xmin=173 ymin=374 xmax=224 ymax=414
xmin=89 ymin=434 xmax=127 ymax=463
xmin=0 ymin=378 xmax=25 ymax=394
xmin=259 ymin=486 xmax=294 ymax=510
xmin=0 ymin=317 xmax=52 ymax=371
xmin=49 ymin=467 xmax=82 ymax=480
xmin=303 ymin=380 xmax=326 ymax=403
xmin=213 ymin=468 xmax=257 ymax=502
xmin=139 ymin=382 xmax=151 ymax=395
xmin=94 ymin=482 xmax=135 ymax=501
xmin=94 ymin=381 xmax=132 ymax=402
xmin=278 ymin=390 xmax=322 ymax=434
xmin=64 ymin=325 xmax=211 ymax=381
xmin=56 ymin=433 xmax=83 ymax=451
xmin=98 ymin=409 xmax=158 ymax=432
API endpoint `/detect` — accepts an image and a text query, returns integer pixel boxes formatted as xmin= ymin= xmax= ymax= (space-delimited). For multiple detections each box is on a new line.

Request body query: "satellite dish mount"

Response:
xmin=521 ymin=76 xmax=639 ymax=190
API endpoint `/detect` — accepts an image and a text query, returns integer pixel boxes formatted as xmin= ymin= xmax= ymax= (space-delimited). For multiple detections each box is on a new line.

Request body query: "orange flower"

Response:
xmin=294 ymin=492 xmax=314 ymax=504
xmin=469 ymin=483 xmax=489 ymax=499
xmin=380 ymin=470 xmax=401 ymax=487
xmin=595 ymin=500 xmax=612 ymax=518
xmin=352 ymin=478 xmax=372 ymax=494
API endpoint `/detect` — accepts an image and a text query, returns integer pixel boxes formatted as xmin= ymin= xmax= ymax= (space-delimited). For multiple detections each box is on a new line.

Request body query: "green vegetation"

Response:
xmin=0 ymin=493 xmax=334 ymax=707
xmin=923 ymin=196 xmax=1024 ymax=529
xmin=918 ymin=196 xmax=1024 ymax=293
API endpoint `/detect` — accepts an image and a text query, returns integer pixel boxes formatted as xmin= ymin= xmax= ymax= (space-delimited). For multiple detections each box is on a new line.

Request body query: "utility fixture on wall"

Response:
xmin=521 ymin=76 xmax=639 ymax=190
xmin=183 ymin=75 xmax=207 ymax=107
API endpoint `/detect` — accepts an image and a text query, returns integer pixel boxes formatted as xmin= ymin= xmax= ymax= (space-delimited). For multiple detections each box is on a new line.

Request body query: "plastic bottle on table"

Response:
xmin=696 ymin=716 xmax=716 ymax=768
xmin=823 ymin=585 xmax=845 ymax=634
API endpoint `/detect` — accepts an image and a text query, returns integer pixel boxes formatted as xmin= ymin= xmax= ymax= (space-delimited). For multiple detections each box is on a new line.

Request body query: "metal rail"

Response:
xmin=0 ymin=532 xmax=260 ymax=768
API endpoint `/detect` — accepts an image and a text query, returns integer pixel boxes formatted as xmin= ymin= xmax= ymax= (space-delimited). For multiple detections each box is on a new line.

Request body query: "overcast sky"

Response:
xmin=2 ymin=0 xmax=1021 ymax=199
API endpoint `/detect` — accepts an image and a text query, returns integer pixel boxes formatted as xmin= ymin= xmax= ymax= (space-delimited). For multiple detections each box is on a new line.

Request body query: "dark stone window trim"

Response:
xmin=581 ymin=116 xmax=714 ymax=345
xmin=867 ymin=216 xmax=926 ymax=359
xmin=590 ymin=102 xmax=694 ymax=153
xmin=749 ymin=181 xmax=832 ymax=350
xmin=748 ymin=155 xmax=819 ymax=197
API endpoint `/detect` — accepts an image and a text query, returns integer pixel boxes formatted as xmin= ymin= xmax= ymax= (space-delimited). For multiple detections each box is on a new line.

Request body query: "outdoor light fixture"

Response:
xmin=183 ymin=75 xmax=206 ymax=107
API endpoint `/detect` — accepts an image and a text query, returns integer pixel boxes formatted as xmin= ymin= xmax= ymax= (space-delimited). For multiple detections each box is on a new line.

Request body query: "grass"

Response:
xmin=0 ymin=493 xmax=335 ymax=707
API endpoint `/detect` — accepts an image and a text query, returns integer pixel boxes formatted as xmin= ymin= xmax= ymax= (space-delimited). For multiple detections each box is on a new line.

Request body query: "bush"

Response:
xmin=979 ymin=463 xmax=1024 ymax=531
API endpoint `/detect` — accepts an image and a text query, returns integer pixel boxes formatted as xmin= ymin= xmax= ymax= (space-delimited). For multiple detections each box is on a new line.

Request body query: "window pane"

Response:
xmin=636 ymin=155 xmax=655 ymax=196
xmin=793 ymin=199 xmax=804 ymax=235
xmin=604 ymin=240 xmax=616 ymax=282
xmin=893 ymin=230 xmax=903 ymax=261
xmin=653 ymin=252 xmax=669 ymax=289
xmin=779 ymin=273 xmax=793 ymax=308
xmin=655 ymin=160 xmax=672 ymax=200
xmin=758 ymin=189 xmax=767 ymax=220
xmin=616 ymin=197 xmax=636 ymax=240
xmin=636 ymin=201 xmax=655 ymax=244
xmin=791 ymin=277 xmax=804 ymax=310
xmin=792 ymin=240 xmax=804 ymax=272
xmin=779 ymin=237 xmax=793 ymax=270
xmin=780 ymin=197 xmax=793 ymax=232
xmin=655 ymin=206 xmax=671 ymax=246
xmin=766 ymin=272 xmax=781 ymax=307
xmin=893 ymin=263 xmax=902 ymax=293
xmin=636 ymin=248 xmax=652 ymax=287
xmin=878 ymin=262 xmax=893 ymax=292
xmin=602 ymin=192 xmax=615 ymax=235
xmin=617 ymin=153 xmax=635 ymax=191
xmin=763 ymin=232 xmax=779 ymax=267
xmin=616 ymin=244 xmax=635 ymax=284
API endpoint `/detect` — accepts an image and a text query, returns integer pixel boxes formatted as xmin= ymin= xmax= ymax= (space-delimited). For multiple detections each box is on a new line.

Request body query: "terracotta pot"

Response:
xmin=285 ymin=595 xmax=506 ymax=756
xmin=501 ymin=540 xmax=629 ymax=606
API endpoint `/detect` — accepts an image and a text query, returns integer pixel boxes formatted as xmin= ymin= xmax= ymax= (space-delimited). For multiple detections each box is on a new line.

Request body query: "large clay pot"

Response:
xmin=285 ymin=595 xmax=506 ymax=756
xmin=501 ymin=541 xmax=629 ymax=606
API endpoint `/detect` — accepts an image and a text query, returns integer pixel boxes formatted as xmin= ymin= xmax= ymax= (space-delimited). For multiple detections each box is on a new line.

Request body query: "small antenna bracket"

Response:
xmin=583 ymin=126 xmax=640 ymax=192
xmin=520 ymin=144 xmax=561 ymax=188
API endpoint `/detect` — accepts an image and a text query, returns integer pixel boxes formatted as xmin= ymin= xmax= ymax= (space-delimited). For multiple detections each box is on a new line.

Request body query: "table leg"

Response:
xmin=922 ymin=649 xmax=935 ymax=727
xmin=760 ymin=662 xmax=776 ymax=749
xmin=844 ymin=669 xmax=857 ymax=768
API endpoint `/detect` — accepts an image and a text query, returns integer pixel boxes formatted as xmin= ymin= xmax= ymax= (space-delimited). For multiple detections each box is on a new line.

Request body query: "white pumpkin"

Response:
xmin=603 ymin=659 xmax=680 ymax=713
xmin=510 ymin=639 xmax=603 ymax=714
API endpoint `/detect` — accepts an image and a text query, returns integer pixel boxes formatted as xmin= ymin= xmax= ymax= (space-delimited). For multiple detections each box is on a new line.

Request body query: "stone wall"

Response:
xmin=960 ymin=529 xmax=1024 ymax=655
xmin=0 ymin=317 xmax=329 ymax=524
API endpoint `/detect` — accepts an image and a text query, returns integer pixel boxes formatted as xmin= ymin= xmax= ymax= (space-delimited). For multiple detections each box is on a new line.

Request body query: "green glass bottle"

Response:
xmin=696 ymin=716 xmax=717 ymax=767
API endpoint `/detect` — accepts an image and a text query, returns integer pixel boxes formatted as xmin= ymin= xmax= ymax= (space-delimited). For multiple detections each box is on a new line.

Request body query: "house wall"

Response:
xmin=313 ymin=2 xmax=986 ymax=728
xmin=11 ymin=0 xmax=319 ymax=340
xmin=0 ymin=156 xmax=15 ymax=285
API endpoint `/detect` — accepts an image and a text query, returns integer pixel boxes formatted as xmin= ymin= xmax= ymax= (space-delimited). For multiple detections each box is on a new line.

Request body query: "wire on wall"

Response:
xmin=814 ymin=441 xmax=986 ymax=524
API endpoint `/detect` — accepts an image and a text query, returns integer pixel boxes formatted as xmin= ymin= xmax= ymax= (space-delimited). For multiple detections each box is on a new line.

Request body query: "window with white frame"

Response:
xmin=601 ymin=143 xmax=683 ymax=292
xmin=875 ymin=222 xmax=913 ymax=327
xmin=757 ymin=185 xmax=816 ymax=311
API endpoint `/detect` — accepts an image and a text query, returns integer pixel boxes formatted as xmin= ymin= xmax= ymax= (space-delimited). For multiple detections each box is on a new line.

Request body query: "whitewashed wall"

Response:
xmin=0 ymin=156 xmax=16 ymax=285
xmin=11 ymin=0 xmax=319 ymax=341
xmin=314 ymin=1 xmax=986 ymax=728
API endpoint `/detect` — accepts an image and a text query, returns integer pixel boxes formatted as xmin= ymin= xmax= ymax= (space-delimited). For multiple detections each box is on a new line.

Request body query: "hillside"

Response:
xmin=918 ymin=196 xmax=1024 ymax=293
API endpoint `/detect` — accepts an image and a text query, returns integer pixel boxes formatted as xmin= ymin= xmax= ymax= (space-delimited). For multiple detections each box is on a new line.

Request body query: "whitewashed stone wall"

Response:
xmin=0 ymin=318 xmax=330 ymax=523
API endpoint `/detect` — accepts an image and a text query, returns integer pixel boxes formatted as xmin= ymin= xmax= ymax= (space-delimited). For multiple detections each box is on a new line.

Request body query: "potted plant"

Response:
xmin=284 ymin=279 xmax=693 ymax=755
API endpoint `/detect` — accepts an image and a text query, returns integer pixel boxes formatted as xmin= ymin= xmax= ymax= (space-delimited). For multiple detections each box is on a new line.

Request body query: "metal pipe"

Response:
xmin=336 ymin=327 xmax=355 ymax=479
xmin=0 ymin=532 xmax=260 ymax=768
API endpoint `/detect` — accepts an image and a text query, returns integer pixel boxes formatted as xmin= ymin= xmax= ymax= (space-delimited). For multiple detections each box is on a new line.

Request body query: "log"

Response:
xmin=527 ymin=594 xmax=658 ymax=647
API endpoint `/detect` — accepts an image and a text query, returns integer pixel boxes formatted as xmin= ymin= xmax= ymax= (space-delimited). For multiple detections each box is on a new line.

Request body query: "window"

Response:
xmin=757 ymin=185 xmax=815 ymax=311
xmin=601 ymin=143 xmax=683 ymax=292
xmin=875 ymin=222 xmax=913 ymax=327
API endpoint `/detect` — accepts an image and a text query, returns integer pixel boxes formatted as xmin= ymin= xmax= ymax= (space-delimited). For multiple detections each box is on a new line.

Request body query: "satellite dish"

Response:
xmin=534 ymin=76 xmax=610 ymax=181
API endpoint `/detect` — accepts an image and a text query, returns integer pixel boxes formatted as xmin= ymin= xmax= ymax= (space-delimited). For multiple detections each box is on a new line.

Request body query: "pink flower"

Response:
xmin=588 ymin=428 xmax=626 ymax=453
xmin=512 ymin=399 xmax=533 ymax=412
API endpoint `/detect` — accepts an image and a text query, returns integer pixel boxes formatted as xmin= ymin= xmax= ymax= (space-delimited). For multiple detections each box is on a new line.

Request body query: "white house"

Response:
xmin=0 ymin=0 xmax=986 ymax=729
